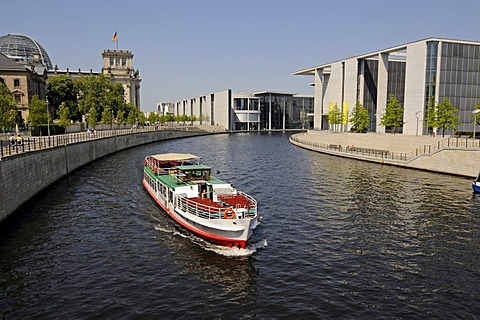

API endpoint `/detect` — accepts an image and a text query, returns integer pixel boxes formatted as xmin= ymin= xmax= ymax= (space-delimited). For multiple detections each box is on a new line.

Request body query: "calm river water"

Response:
xmin=1 ymin=132 xmax=480 ymax=319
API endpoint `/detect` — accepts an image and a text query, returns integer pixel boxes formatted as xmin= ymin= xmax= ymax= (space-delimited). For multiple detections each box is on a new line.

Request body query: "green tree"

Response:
xmin=349 ymin=101 xmax=370 ymax=132
xmin=471 ymin=100 xmax=480 ymax=130
xmin=125 ymin=102 xmax=139 ymax=125
xmin=27 ymin=95 xmax=50 ymax=129
xmin=138 ymin=112 xmax=146 ymax=125
xmin=86 ymin=106 xmax=99 ymax=128
xmin=76 ymin=74 xmax=125 ymax=124
xmin=424 ymin=96 xmax=437 ymax=135
xmin=381 ymin=94 xmax=404 ymax=134
xmin=436 ymin=97 xmax=459 ymax=137
xmin=0 ymin=83 xmax=19 ymax=133
xmin=147 ymin=112 xmax=157 ymax=124
xmin=117 ymin=110 xmax=126 ymax=126
xmin=158 ymin=114 xmax=166 ymax=125
xmin=328 ymin=103 xmax=342 ymax=132
xmin=165 ymin=113 xmax=175 ymax=124
xmin=57 ymin=102 xmax=71 ymax=132
xmin=101 ymin=106 xmax=114 ymax=128
xmin=47 ymin=75 xmax=79 ymax=121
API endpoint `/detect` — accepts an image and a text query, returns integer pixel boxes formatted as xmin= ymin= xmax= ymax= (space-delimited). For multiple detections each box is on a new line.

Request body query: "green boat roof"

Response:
xmin=145 ymin=167 xmax=228 ymax=188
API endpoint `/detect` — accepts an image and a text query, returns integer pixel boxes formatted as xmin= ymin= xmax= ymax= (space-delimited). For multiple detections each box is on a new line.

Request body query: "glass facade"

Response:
xmin=256 ymin=93 xmax=314 ymax=130
xmin=0 ymin=34 xmax=53 ymax=69
xmin=233 ymin=96 xmax=260 ymax=130
xmin=362 ymin=59 xmax=406 ymax=132
xmin=438 ymin=42 xmax=480 ymax=133
xmin=363 ymin=60 xmax=378 ymax=132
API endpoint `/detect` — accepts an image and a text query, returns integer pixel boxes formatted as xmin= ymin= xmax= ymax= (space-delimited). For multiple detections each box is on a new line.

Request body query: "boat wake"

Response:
xmin=153 ymin=224 xmax=267 ymax=256
xmin=203 ymin=238 xmax=268 ymax=257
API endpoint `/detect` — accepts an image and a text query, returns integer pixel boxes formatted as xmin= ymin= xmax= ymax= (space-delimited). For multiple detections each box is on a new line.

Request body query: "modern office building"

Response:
xmin=162 ymin=90 xmax=313 ymax=131
xmin=157 ymin=102 xmax=175 ymax=115
xmin=293 ymin=37 xmax=480 ymax=135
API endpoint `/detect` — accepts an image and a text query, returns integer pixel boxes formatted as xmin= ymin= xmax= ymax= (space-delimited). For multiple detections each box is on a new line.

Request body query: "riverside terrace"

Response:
xmin=290 ymin=131 xmax=480 ymax=178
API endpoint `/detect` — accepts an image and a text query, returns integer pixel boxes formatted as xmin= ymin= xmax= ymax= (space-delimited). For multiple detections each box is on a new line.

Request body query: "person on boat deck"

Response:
xmin=201 ymin=190 xmax=208 ymax=199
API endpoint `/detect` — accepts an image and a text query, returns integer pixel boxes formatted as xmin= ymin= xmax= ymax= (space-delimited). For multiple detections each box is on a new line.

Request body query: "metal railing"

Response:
xmin=290 ymin=135 xmax=480 ymax=163
xmin=0 ymin=126 xmax=206 ymax=158
xmin=177 ymin=196 xmax=225 ymax=219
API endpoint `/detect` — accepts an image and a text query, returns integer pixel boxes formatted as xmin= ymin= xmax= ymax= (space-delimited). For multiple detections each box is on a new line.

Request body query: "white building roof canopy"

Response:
xmin=293 ymin=37 xmax=480 ymax=76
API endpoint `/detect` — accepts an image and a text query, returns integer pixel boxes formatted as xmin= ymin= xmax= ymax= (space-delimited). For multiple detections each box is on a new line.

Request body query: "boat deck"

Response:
xmin=189 ymin=197 xmax=225 ymax=209
xmin=218 ymin=194 xmax=251 ymax=208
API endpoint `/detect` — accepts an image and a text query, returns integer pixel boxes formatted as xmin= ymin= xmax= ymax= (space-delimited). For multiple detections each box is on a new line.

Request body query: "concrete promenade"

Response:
xmin=290 ymin=130 xmax=480 ymax=178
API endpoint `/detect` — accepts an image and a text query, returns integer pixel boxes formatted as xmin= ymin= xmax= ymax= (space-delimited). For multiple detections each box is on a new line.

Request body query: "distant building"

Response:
xmin=0 ymin=52 xmax=47 ymax=121
xmin=159 ymin=90 xmax=313 ymax=131
xmin=294 ymin=37 xmax=480 ymax=135
xmin=157 ymin=102 xmax=175 ymax=115
xmin=0 ymin=33 xmax=142 ymax=121
xmin=101 ymin=49 xmax=141 ymax=108
xmin=48 ymin=49 xmax=142 ymax=108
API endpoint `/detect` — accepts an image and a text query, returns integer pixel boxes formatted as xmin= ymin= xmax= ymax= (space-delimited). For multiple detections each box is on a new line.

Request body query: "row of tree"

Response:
xmin=1 ymin=73 xmax=214 ymax=133
xmin=0 ymin=74 xmax=145 ymax=133
xmin=328 ymin=94 xmax=476 ymax=137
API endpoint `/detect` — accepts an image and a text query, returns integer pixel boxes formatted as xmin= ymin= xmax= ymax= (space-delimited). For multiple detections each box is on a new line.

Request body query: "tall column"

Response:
xmin=376 ymin=53 xmax=389 ymax=133
xmin=268 ymin=94 xmax=272 ymax=130
xmin=314 ymin=68 xmax=323 ymax=130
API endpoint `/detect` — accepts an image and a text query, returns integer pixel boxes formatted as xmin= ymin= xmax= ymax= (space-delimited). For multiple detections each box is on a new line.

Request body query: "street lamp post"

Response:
xmin=415 ymin=111 xmax=422 ymax=136
xmin=47 ymin=104 xmax=51 ymax=137
xmin=472 ymin=109 xmax=480 ymax=139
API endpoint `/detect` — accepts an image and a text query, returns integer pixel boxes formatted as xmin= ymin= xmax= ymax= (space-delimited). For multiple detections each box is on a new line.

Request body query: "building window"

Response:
xmin=14 ymin=79 xmax=20 ymax=88
xmin=14 ymin=95 xmax=21 ymax=104
xmin=122 ymin=58 xmax=126 ymax=66
xmin=116 ymin=58 xmax=120 ymax=66
xmin=110 ymin=57 xmax=114 ymax=66
xmin=250 ymin=99 xmax=259 ymax=110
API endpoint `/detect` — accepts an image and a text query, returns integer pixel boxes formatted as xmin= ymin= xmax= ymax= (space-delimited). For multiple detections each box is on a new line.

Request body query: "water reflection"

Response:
xmin=2 ymin=132 xmax=480 ymax=318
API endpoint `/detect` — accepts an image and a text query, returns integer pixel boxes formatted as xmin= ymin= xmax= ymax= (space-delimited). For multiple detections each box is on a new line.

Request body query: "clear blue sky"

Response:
xmin=2 ymin=0 xmax=480 ymax=111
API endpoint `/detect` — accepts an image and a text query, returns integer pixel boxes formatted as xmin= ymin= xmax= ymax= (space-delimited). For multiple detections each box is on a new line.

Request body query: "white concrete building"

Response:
xmin=161 ymin=90 xmax=313 ymax=131
xmin=294 ymin=37 xmax=480 ymax=135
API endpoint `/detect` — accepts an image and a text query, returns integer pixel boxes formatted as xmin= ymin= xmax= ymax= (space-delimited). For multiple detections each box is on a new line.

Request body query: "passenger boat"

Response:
xmin=473 ymin=171 xmax=480 ymax=193
xmin=142 ymin=153 xmax=258 ymax=249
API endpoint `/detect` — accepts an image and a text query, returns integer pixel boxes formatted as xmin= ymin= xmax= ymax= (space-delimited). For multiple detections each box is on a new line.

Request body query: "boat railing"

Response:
xmin=177 ymin=196 xmax=225 ymax=219
xmin=238 ymin=191 xmax=257 ymax=208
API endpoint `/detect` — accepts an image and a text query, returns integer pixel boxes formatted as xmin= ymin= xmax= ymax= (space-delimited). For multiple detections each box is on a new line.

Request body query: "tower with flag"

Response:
xmin=101 ymin=31 xmax=141 ymax=108
xmin=112 ymin=31 xmax=118 ymax=50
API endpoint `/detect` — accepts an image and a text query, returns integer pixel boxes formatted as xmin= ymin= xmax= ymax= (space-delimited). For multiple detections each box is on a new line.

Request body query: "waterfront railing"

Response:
xmin=0 ymin=126 xmax=206 ymax=158
xmin=290 ymin=135 xmax=480 ymax=163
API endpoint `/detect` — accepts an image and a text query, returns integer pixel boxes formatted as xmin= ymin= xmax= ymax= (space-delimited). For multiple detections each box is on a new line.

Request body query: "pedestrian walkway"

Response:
xmin=298 ymin=131 xmax=446 ymax=154
xmin=290 ymin=130 xmax=480 ymax=178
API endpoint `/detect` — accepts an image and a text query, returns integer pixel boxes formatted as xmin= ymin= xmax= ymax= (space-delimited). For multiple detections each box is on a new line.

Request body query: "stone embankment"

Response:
xmin=0 ymin=128 xmax=212 ymax=223
xmin=290 ymin=131 xmax=480 ymax=178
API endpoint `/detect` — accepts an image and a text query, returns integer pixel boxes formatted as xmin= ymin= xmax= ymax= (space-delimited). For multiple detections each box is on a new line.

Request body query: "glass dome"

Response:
xmin=0 ymin=33 xmax=53 ymax=70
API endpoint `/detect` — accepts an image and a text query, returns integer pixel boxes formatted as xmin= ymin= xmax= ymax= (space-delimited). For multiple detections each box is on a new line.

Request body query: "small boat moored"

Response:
xmin=473 ymin=171 xmax=480 ymax=193
xmin=142 ymin=153 xmax=258 ymax=249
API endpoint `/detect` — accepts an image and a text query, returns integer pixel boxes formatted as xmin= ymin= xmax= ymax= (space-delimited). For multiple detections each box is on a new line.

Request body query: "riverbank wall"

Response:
xmin=0 ymin=130 xmax=206 ymax=223
xmin=290 ymin=131 xmax=480 ymax=178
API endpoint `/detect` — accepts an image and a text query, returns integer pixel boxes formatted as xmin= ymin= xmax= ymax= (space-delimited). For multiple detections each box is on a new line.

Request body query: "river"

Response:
xmin=1 ymin=132 xmax=479 ymax=319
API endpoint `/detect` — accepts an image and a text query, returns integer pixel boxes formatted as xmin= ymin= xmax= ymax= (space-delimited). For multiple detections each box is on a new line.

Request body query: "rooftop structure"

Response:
xmin=0 ymin=33 xmax=53 ymax=70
